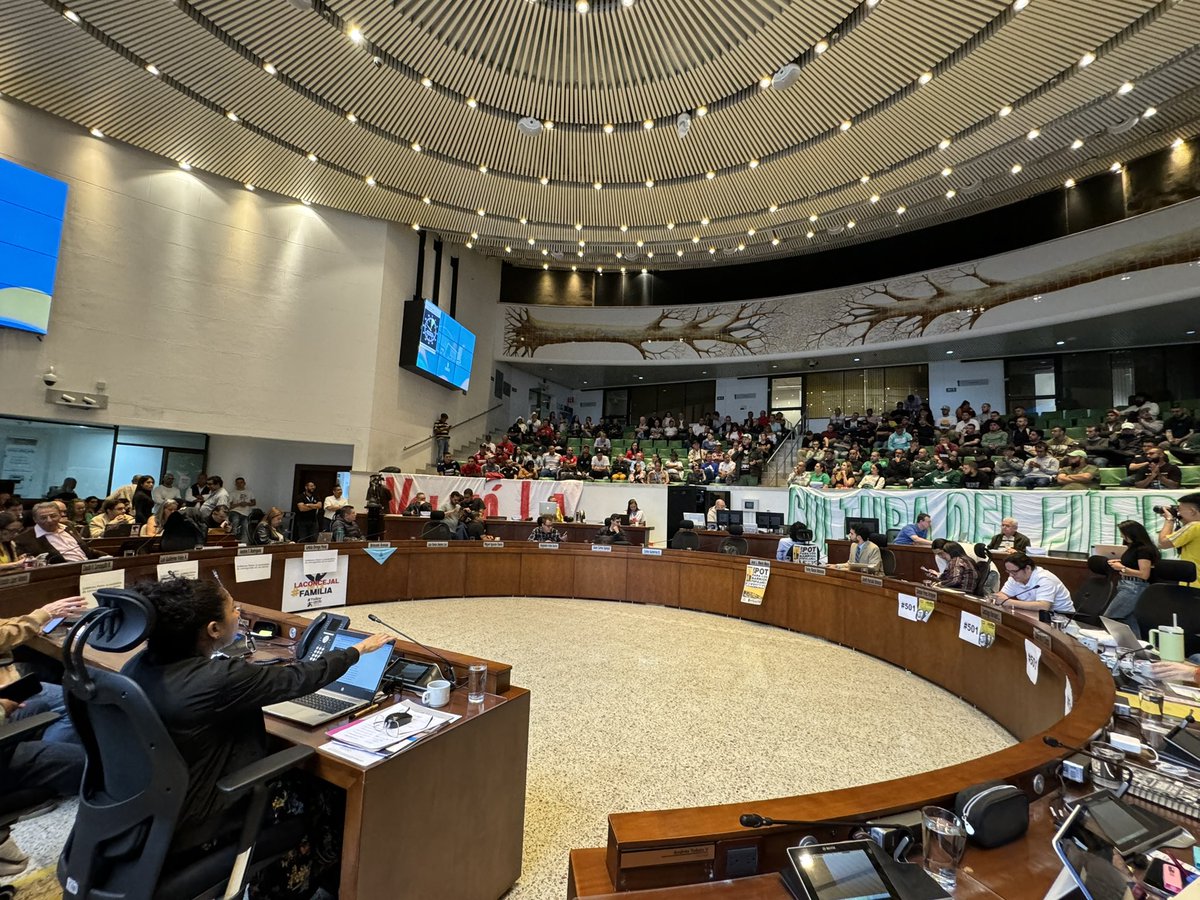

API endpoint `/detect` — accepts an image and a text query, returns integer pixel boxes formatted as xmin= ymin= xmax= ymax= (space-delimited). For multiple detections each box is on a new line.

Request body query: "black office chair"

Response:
xmin=1134 ymin=580 xmax=1200 ymax=659
xmin=1071 ymin=556 xmax=1115 ymax=626
xmin=880 ymin=548 xmax=898 ymax=578
xmin=717 ymin=524 xmax=748 ymax=556
xmin=420 ymin=510 xmax=455 ymax=541
xmin=886 ymin=528 xmax=901 ymax=545
xmin=670 ymin=521 xmax=700 ymax=551
xmin=1150 ymin=559 xmax=1198 ymax=585
xmin=57 ymin=589 xmax=315 ymax=900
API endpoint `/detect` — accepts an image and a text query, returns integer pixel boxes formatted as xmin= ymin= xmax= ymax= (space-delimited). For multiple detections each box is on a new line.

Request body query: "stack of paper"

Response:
xmin=319 ymin=702 xmax=459 ymax=765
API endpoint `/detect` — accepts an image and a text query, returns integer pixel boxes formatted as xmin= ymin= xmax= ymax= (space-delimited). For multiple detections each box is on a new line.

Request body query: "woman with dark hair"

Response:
xmin=1102 ymin=520 xmax=1161 ymax=636
xmin=132 ymin=475 xmax=156 ymax=525
xmin=775 ymin=521 xmax=813 ymax=562
xmin=0 ymin=512 xmax=26 ymax=571
xmin=626 ymin=499 xmax=645 ymax=526
xmin=124 ymin=577 xmax=393 ymax=892
xmin=932 ymin=541 xmax=979 ymax=593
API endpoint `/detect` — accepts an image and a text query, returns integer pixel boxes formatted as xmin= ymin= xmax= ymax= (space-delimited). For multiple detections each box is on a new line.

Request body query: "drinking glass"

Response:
xmin=468 ymin=664 xmax=487 ymax=703
xmin=921 ymin=806 xmax=967 ymax=892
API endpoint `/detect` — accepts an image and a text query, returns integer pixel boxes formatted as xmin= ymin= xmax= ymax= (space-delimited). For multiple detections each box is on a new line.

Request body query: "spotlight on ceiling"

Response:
xmin=676 ymin=111 xmax=691 ymax=139
xmin=772 ymin=64 xmax=802 ymax=90
xmin=517 ymin=117 xmax=544 ymax=135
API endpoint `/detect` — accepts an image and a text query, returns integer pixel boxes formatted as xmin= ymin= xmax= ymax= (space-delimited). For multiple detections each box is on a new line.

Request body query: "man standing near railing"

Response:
xmin=433 ymin=413 xmax=451 ymax=463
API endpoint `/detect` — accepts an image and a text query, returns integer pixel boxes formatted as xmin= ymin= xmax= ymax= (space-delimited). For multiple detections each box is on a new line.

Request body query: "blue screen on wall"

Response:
xmin=414 ymin=300 xmax=475 ymax=391
xmin=0 ymin=158 xmax=68 ymax=335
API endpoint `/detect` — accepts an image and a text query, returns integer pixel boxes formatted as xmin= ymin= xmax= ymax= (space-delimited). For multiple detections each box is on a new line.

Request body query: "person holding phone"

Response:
xmin=0 ymin=513 xmax=27 ymax=573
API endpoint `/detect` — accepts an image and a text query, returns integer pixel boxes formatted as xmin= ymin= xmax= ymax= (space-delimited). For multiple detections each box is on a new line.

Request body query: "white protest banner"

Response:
xmin=740 ymin=560 xmax=771 ymax=606
xmin=157 ymin=559 xmax=199 ymax=581
xmin=379 ymin=474 xmax=584 ymax=521
xmin=234 ymin=554 xmax=273 ymax=583
xmin=79 ymin=569 xmax=125 ymax=604
xmin=282 ymin=555 xmax=350 ymax=613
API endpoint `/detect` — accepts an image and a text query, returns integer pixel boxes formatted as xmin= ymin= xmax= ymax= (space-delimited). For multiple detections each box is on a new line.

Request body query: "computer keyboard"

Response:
xmin=292 ymin=693 xmax=356 ymax=714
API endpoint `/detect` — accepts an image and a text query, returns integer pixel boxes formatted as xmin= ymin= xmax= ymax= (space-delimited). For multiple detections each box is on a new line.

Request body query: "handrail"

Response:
xmin=401 ymin=404 xmax=505 ymax=452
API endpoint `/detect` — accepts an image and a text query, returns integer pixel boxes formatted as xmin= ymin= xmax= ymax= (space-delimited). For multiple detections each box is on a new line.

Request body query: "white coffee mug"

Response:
xmin=421 ymin=679 xmax=451 ymax=708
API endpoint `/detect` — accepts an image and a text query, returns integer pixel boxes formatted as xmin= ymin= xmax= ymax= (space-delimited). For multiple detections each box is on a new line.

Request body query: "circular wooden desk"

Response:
xmin=0 ymin=542 xmax=1113 ymax=897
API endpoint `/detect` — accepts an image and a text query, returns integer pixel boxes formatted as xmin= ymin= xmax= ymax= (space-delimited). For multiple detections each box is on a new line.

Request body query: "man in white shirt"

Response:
xmin=199 ymin=476 xmax=231 ymax=517
xmin=152 ymin=473 xmax=182 ymax=517
xmin=589 ymin=452 xmax=611 ymax=480
xmin=990 ymin=552 xmax=1074 ymax=614
xmin=323 ymin=484 xmax=349 ymax=531
xmin=14 ymin=502 xmax=100 ymax=564
xmin=706 ymin=499 xmax=727 ymax=524
xmin=226 ymin=477 xmax=256 ymax=542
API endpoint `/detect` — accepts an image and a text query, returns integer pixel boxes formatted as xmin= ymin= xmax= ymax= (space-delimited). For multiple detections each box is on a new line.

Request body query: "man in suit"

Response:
xmin=14 ymin=502 xmax=101 ymax=564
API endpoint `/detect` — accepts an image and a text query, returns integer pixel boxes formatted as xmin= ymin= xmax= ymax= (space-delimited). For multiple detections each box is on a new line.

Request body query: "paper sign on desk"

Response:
xmin=898 ymin=593 xmax=920 ymax=622
xmin=79 ymin=569 xmax=125 ymax=604
xmin=1065 ymin=678 xmax=1074 ymax=715
xmin=958 ymin=610 xmax=995 ymax=648
xmin=302 ymin=548 xmax=338 ymax=571
xmin=364 ymin=547 xmax=396 ymax=565
xmin=1024 ymin=638 xmax=1041 ymax=685
xmin=234 ymin=553 xmax=273 ymax=583
xmin=740 ymin=560 xmax=770 ymax=606
xmin=157 ymin=559 xmax=198 ymax=581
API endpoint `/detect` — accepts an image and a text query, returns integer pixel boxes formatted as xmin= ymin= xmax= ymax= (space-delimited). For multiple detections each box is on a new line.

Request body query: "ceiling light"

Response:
xmin=620 ymin=224 xmax=628 ymax=232
xmin=422 ymin=196 xmax=431 ymax=204
xmin=63 ymin=9 xmax=81 ymax=23
xmin=347 ymin=26 xmax=364 ymax=44
xmin=478 ymin=165 xmax=488 ymax=173
xmin=695 ymin=105 xmax=708 ymax=117
xmin=477 ymin=208 xmax=486 ymax=216
xmin=1111 ymin=162 xmax=1123 ymax=172
xmin=301 ymin=198 xmax=311 ymax=206
xmin=575 ymin=223 xmax=583 ymax=230
xmin=646 ymin=253 xmax=653 ymax=259
xmin=708 ymin=247 xmax=716 ymax=254
xmin=747 ymin=228 xmax=756 ymax=236
xmin=768 ymin=204 xmax=779 ymax=213
xmin=544 ymin=264 xmax=549 ymax=270
xmin=578 ymin=240 xmax=586 ymax=247
xmin=869 ymin=194 xmax=880 ymax=203
xmin=145 ymin=64 xmax=161 ymax=76
xmin=1118 ymin=82 xmax=1134 ymax=95
xmin=306 ymin=151 xmax=318 ymax=163
xmin=860 ymin=174 xmax=870 ymax=183
xmin=815 ymin=39 xmax=830 ymax=54
xmin=577 ymin=250 xmax=584 ymax=257
xmin=471 ymin=232 xmax=479 ymax=240
xmin=759 ymin=76 xmax=772 ymax=89
xmin=576 ymin=0 xmax=589 ymax=12
xmin=840 ymin=119 xmax=852 ymax=131
xmin=262 ymin=62 xmax=277 ymax=76
xmin=466 ymin=97 xmax=478 ymax=109
xmin=737 ymin=243 xmax=746 ymax=251
xmin=1078 ymin=52 xmax=1096 ymax=67
xmin=809 ymin=214 xmax=818 ymax=223
xmin=1143 ymin=107 xmax=1157 ymax=118
xmin=345 ymin=112 xmax=358 ymax=123
xmin=942 ymin=167 xmax=953 ymax=177
xmin=543 ymin=120 xmax=555 ymax=130
xmin=226 ymin=111 xmax=240 ymax=122
xmin=420 ymin=77 xmax=433 ymax=88
xmin=1011 ymin=163 xmax=1022 ymax=174
xmin=636 ymin=240 xmax=644 ymax=247
xmin=603 ymin=123 xmax=615 ymax=135
xmin=528 ymin=238 xmax=536 ymax=245
xmin=643 ymin=119 xmax=654 ymax=130
xmin=411 ymin=142 xmax=422 ymax=152
xmin=846 ymin=220 xmax=856 ymax=229
xmin=412 ymin=223 xmax=421 ymax=230
xmin=645 ymin=179 xmax=654 ymax=188
xmin=676 ymin=250 xmax=684 ymax=256
xmin=896 ymin=205 xmax=906 ymax=214
xmin=178 ymin=161 xmax=192 ymax=171
xmin=998 ymin=105 xmax=1012 ymax=117
xmin=1064 ymin=178 xmax=1075 ymax=188
xmin=89 ymin=127 xmax=104 ymax=138
xmin=946 ymin=189 xmax=956 ymax=198
xmin=1172 ymin=138 xmax=1185 ymax=148
xmin=667 ymin=222 xmax=676 ymax=229
xmin=918 ymin=71 xmax=933 ymax=85
xmin=706 ymin=170 xmax=716 ymax=180
xmin=1027 ymin=129 xmax=1039 ymax=140
xmin=365 ymin=176 xmax=376 ymax=187
xmin=771 ymin=235 xmax=780 ymax=246
xmin=938 ymin=138 xmax=952 ymax=150
xmin=946 ymin=350 xmax=955 ymax=355
xmin=1056 ymin=340 xmax=1065 ymax=346
xmin=692 ymin=235 xmax=700 ymax=243
xmin=593 ymin=182 xmax=602 ymax=190
xmin=1071 ymin=139 xmax=1084 ymax=150
xmin=572 ymin=266 xmax=578 ymax=271
xmin=749 ymin=159 xmax=760 ymax=169
xmin=700 ymin=218 xmax=710 ymax=226
xmin=540 ymin=176 xmax=549 ymax=185
xmin=806 ymin=231 xmax=815 ymax=239
xmin=505 ymin=245 xmax=512 ymax=253
xmin=244 ymin=183 xmax=255 ymax=192
xmin=866 ymin=0 xmax=880 ymax=6
xmin=519 ymin=217 xmax=528 ymax=225
xmin=1012 ymin=0 xmax=1029 ymax=10
xmin=598 ymin=267 xmax=604 ymax=273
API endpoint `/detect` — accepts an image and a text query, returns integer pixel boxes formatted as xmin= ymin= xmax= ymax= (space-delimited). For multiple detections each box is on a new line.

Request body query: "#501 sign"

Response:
xmin=282 ymin=555 xmax=349 ymax=612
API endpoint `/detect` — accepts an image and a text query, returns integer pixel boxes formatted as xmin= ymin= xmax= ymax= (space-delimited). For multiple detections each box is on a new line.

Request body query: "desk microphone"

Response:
xmin=740 ymin=813 xmax=917 ymax=861
xmin=367 ymin=613 xmax=458 ymax=685
xmin=1043 ymin=736 xmax=1133 ymax=797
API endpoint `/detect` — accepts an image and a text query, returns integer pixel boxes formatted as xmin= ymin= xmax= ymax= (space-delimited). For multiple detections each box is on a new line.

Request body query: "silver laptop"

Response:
xmin=1099 ymin=616 xmax=1154 ymax=655
xmin=264 ymin=629 xmax=393 ymax=726
xmin=1092 ymin=544 xmax=1125 ymax=560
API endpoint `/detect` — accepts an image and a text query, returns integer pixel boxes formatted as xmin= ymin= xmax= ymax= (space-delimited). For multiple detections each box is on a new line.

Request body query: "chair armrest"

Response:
xmin=0 ymin=712 xmax=60 ymax=748
xmin=216 ymin=744 xmax=315 ymax=796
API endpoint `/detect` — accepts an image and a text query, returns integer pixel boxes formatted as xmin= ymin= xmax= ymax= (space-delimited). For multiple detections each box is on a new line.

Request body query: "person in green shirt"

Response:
xmin=808 ymin=462 xmax=831 ymax=488
xmin=1055 ymin=450 xmax=1099 ymax=489
xmin=980 ymin=420 xmax=1010 ymax=452
xmin=860 ymin=450 xmax=886 ymax=474
xmin=911 ymin=457 xmax=963 ymax=488
xmin=908 ymin=448 xmax=936 ymax=482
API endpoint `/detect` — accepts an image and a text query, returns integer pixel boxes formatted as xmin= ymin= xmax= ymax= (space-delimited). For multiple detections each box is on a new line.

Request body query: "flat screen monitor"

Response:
xmin=0 ymin=158 xmax=68 ymax=335
xmin=755 ymin=511 xmax=785 ymax=531
xmin=682 ymin=513 xmax=705 ymax=528
xmin=715 ymin=509 xmax=743 ymax=527
xmin=399 ymin=298 xmax=476 ymax=391
xmin=845 ymin=517 xmax=880 ymax=540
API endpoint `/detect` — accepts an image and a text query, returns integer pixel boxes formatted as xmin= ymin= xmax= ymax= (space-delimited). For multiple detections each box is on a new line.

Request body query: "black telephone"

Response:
xmin=295 ymin=612 xmax=351 ymax=660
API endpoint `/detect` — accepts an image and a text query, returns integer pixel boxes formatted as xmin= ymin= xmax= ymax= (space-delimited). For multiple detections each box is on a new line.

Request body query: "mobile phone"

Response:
xmin=1144 ymin=856 xmax=1199 ymax=896
xmin=0 ymin=674 xmax=42 ymax=703
xmin=42 ymin=616 xmax=65 ymax=634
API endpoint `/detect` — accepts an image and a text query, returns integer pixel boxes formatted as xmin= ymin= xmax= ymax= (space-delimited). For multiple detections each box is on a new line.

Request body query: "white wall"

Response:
xmin=206 ymin=435 xmax=353 ymax=513
xmin=572 ymin=389 xmax=605 ymax=422
xmin=493 ymin=363 xmax=573 ymax=436
xmin=714 ymin=377 xmax=769 ymax=422
xmin=927 ymin=360 xmax=1007 ymax=415
xmin=575 ymin=482 xmax=669 ymax=546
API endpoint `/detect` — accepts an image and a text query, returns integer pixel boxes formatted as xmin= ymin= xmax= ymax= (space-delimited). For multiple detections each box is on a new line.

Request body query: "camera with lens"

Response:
xmin=1153 ymin=504 xmax=1181 ymax=518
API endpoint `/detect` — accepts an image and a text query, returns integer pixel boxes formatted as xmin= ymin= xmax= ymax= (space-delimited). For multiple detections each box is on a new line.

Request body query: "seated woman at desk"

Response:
xmin=124 ymin=578 xmax=393 ymax=897
xmin=141 ymin=499 xmax=179 ymax=537
xmin=0 ymin=513 xmax=27 ymax=572
xmin=775 ymin=521 xmax=814 ymax=562
xmin=926 ymin=541 xmax=978 ymax=593
xmin=625 ymin=499 xmax=646 ymax=527
xmin=252 ymin=507 xmax=289 ymax=545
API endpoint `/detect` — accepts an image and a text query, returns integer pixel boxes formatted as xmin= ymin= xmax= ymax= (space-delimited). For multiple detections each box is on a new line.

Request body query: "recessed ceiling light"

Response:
xmin=577 ymin=250 xmax=584 ymax=257
xmin=840 ymin=119 xmax=852 ymax=131
xmin=918 ymin=71 xmax=933 ymax=85
xmin=301 ymin=198 xmax=311 ymax=206
xmin=306 ymin=151 xmax=318 ymax=163
xmin=527 ymin=238 xmax=536 ymax=245
xmin=593 ymin=182 xmax=602 ymax=190
xmin=420 ymin=77 xmax=433 ymax=88
xmin=1012 ymin=0 xmax=1029 ymax=10
xmin=667 ymin=222 xmax=676 ymax=230
xmin=768 ymin=204 xmax=779 ymax=213
xmin=539 ymin=176 xmax=549 ymax=185
xmin=411 ymin=223 xmax=421 ymax=230
xmin=347 ymin=26 xmax=364 ymax=44
xmin=692 ymin=235 xmax=700 ymax=243
xmin=410 ymin=142 xmax=422 ymax=152
xmin=846 ymin=220 xmax=856 ymax=228
xmin=645 ymin=179 xmax=654 ymax=188
xmin=809 ymin=214 xmax=818 ymax=223
xmin=860 ymin=174 xmax=870 ymax=183
xmin=1111 ymin=162 xmax=1123 ymax=172
xmin=896 ymin=205 xmax=906 ymax=214
xmin=1079 ymin=52 xmax=1096 ymax=67
xmin=1027 ymin=129 xmax=1040 ymax=140
xmin=1143 ymin=107 xmax=1157 ymax=118
xmin=89 ymin=127 xmax=104 ymax=138
xmin=1056 ymin=340 xmax=1065 ymax=346
xmin=815 ymin=39 xmax=829 ymax=53
xmin=579 ymin=240 xmax=586 ymax=247
xmin=1172 ymin=138 xmax=1185 ymax=148
xmin=505 ymin=245 xmax=512 ymax=253
xmin=226 ymin=111 xmax=240 ymax=122
xmin=749 ymin=159 xmax=760 ymax=169
xmin=758 ymin=76 xmax=772 ymax=89
xmin=708 ymin=247 xmax=716 ymax=254
xmin=1118 ymin=82 xmax=1134 ymax=95
xmin=619 ymin=224 xmax=628 ymax=232
xmin=1011 ymin=163 xmax=1023 ymax=174
xmin=145 ymin=64 xmax=161 ymax=76
xmin=1187 ymin=330 xmax=1196 ymax=335
xmin=938 ymin=138 xmax=951 ymax=150
xmin=476 ymin=209 xmax=487 ymax=217
xmin=806 ymin=231 xmax=815 ymax=239
xmin=706 ymin=170 xmax=716 ymax=179
xmin=747 ymin=228 xmax=756 ymax=236
xmin=365 ymin=176 xmax=376 ymax=186
xmin=478 ymin=165 xmax=488 ymax=173
xmin=345 ymin=112 xmax=358 ymax=123
xmin=737 ymin=243 xmax=745 ymax=251
xmin=575 ymin=223 xmax=583 ymax=230
xmin=771 ymin=235 xmax=780 ymax=245
xmin=853 ymin=357 xmax=861 ymax=362
xmin=572 ymin=265 xmax=578 ymax=271
xmin=466 ymin=97 xmax=478 ymax=109
xmin=869 ymin=194 xmax=880 ymax=203
xmin=470 ymin=232 xmax=479 ymax=240
xmin=998 ymin=105 xmax=1012 ymax=117
xmin=676 ymin=249 xmax=684 ymax=256
xmin=643 ymin=119 xmax=654 ymax=130
xmin=520 ymin=217 xmax=528 ymax=225
xmin=636 ymin=240 xmax=644 ymax=247
xmin=178 ymin=161 xmax=192 ymax=171
xmin=942 ymin=167 xmax=953 ymax=177
xmin=542 ymin=248 xmax=548 ymax=255
xmin=262 ymin=62 xmax=277 ymax=75
xmin=1064 ymin=178 xmax=1075 ymax=188
xmin=576 ymin=0 xmax=589 ymax=13
xmin=700 ymin=218 xmax=710 ymax=226
xmin=1071 ymin=139 xmax=1084 ymax=150
xmin=543 ymin=263 xmax=549 ymax=270
xmin=946 ymin=350 xmax=954 ymax=355
xmin=945 ymin=189 xmax=956 ymax=198
xmin=646 ymin=252 xmax=653 ymax=259
xmin=695 ymin=105 xmax=708 ymax=117
xmin=544 ymin=120 xmax=555 ymax=130
xmin=244 ymin=183 xmax=255 ymax=192
xmin=63 ymin=8 xmax=81 ymax=23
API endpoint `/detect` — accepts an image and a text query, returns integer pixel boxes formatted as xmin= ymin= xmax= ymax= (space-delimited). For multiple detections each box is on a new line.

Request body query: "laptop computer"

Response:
xmin=1100 ymin=616 xmax=1155 ymax=656
xmin=1092 ymin=544 xmax=1126 ymax=560
xmin=264 ymin=629 xmax=393 ymax=727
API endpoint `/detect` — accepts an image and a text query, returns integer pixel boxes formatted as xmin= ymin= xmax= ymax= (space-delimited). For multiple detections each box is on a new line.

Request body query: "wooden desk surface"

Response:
xmin=381 ymin=515 xmax=654 ymax=545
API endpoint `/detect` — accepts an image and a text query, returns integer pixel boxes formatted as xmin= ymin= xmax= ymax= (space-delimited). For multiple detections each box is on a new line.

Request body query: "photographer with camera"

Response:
xmin=1156 ymin=494 xmax=1200 ymax=588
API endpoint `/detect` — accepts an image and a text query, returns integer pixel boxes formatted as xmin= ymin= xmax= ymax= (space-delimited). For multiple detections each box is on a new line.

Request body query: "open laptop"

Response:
xmin=1100 ymin=616 xmax=1155 ymax=656
xmin=264 ymin=629 xmax=393 ymax=726
xmin=1092 ymin=544 xmax=1126 ymax=560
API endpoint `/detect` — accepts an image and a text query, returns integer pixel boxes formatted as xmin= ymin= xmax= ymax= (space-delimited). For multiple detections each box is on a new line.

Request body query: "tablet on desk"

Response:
xmin=786 ymin=841 xmax=901 ymax=900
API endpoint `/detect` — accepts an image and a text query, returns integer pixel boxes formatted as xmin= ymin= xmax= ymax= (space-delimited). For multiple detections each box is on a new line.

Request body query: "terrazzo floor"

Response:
xmin=6 ymin=596 xmax=1015 ymax=899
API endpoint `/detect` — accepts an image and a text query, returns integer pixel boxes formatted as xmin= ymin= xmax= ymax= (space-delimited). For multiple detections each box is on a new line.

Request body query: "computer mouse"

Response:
xmin=385 ymin=711 xmax=412 ymax=728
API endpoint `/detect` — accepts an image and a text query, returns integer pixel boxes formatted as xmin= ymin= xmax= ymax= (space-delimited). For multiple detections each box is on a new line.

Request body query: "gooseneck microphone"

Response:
xmin=1043 ymin=736 xmax=1132 ymax=797
xmin=368 ymin=613 xmax=458 ymax=685
xmin=739 ymin=813 xmax=912 ymax=830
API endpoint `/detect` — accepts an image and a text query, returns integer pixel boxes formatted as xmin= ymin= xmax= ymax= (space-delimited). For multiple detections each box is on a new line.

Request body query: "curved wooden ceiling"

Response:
xmin=1 ymin=0 xmax=1198 ymax=272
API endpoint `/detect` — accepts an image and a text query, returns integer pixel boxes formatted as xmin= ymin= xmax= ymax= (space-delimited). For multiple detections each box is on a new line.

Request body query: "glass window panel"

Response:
xmin=115 ymin=426 xmax=206 ymax=449
xmin=0 ymin=416 xmax=115 ymax=499
xmin=769 ymin=376 xmax=804 ymax=410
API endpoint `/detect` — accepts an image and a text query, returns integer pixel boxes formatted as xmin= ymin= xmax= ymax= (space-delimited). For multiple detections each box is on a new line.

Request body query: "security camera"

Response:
xmin=42 ymin=367 xmax=58 ymax=386
xmin=808 ymin=360 xmax=818 ymax=368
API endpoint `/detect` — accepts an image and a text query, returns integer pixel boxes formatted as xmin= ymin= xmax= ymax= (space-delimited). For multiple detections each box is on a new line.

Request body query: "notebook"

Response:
xmin=264 ymin=629 xmax=393 ymax=727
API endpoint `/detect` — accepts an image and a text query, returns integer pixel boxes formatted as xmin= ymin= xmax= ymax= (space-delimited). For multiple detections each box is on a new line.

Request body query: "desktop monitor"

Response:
xmin=682 ymin=513 xmax=705 ymax=528
xmin=755 ymin=511 xmax=785 ymax=531
xmin=715 ymin=509 xmax=743 ymax=528
xmin=845 ymin=517 xmax=880 ymax=540
xmin=399 ymin=298 xmax=476 ymax=391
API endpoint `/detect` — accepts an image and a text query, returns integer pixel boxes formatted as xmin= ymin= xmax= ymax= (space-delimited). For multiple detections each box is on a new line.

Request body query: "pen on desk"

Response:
xmin=351 ymin=700 xmax=386 ymax=720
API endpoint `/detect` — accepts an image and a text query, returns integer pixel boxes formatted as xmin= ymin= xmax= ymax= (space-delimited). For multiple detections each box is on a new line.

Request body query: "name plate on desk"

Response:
xmin=81 ymin=560 xmax=113 ymax=574
xmin=367 ymin=542 xmax=391 ymax=549
xmin=591 ymin=544 xmax=612 ymax=553
xmin=425 ymin=541 xmax=449 ymax=548
xmin=1033 ymin=628 xmax=1053 ymax=650
xmin=538 ymin=542 xmax=560 ymax=550
xmin=483 ymin=541 xmax=505 ymax=548
xmin=804 ymin=565 xmax=826 ymax=576
xmin=641 ymin=547 xmax=662 ymax=556
xmin=979 ymin=605 xmax=1002 ymax=624
xmin=236 ymin=547 xmax=263 ymax=556
xmin=158 ymin=552 xmax=189 ymax=564
xmin=915 ymin=586 xmax=939 ymax=601
xmin=304 ymin=543 xmax=329 ymax=552
xmin=620 ymin=844 xmax=715 ymax=869
xmin=0 ymin=573 xmax=30 ymax=587
xmin=860 ymin=575 xmax=884 ymax=587
xmin=959 ymin=610 xmax=996 ymax=648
